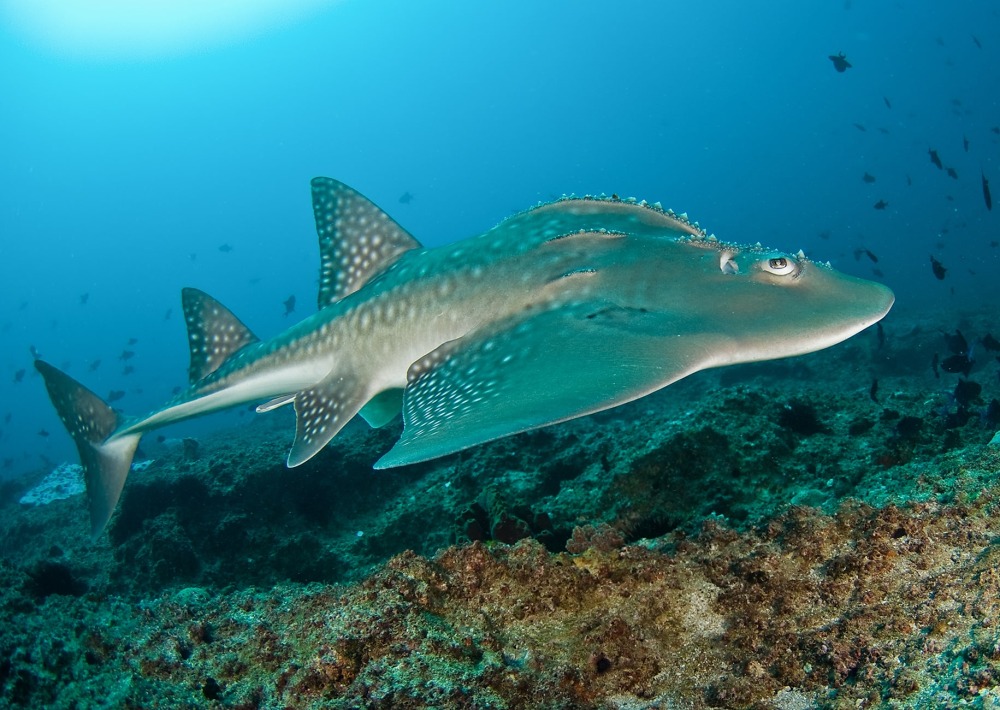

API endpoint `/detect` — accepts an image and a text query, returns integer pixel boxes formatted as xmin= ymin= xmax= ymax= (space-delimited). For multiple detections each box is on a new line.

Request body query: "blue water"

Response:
xmin=1 ymin=0 xmax=997 ymax=477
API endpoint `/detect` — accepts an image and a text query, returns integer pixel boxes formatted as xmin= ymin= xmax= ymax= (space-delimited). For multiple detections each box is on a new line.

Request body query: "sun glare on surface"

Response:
xmin=2 ymin=0 xmax=336 ymax=58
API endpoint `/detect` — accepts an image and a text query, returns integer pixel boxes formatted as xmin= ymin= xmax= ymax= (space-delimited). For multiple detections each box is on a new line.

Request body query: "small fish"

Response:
xmin=107 ymin=390 xmax=126 ymax=403
xmin=80 ymin=293 xmax=90 ymax=305
xmin=829 ymin=52 xmax=852 ymax=72
xmin=941 ymin=354 xmax=973 ymax=377
xmin=869 ymin=378 xmax=879 ymax=403
xmin=853 ymin=248 xmax=878 ymax=263
xmin=981 ymin=334 xmax=1000 ymax=352
xmin=983 ymin=171 xmax=992 ymax=211
xmin=119 ymin=350 xmax=135 ymax=361
xmin=38 ymin=429 xmax=49 ymax=438
xmin=954 ymin=379 xmax=982 ymax=408
xmin=992 ymin=127 xmax=1000 ymax=135
xmin=928 ymin=149 xmax=943 ymax=170
xmin=190 ymin=253 xmax=198 ymax=262
xmin=399 ymin=191 xmax=414 ymax=204
xmin=13 ymin=369 xmax=25 ymax=383
xmin=963 ymin=135 xmax=970 ymax=152
xmin=283 ymin=294 xmax=296 ymax=316
xmin=943 ymin=330 xmax=968 ymax=356
xmin=906 ymin=175 xmax=912 ymax=186
xmin=88 ymin=359 xmax=102 ymax=372
xmin=932 ymin=353 xmax=940 ymax=379
xmin=122 ymin=365 xmax=135 ymax=376
xmin=930 ymin=255 xmax=947 ymax=280
xmin=127 ymin=337 xmax=139 ymax=346
xmin=218 ymin=244 xmax=234 ymax=253
xmin=862 ymin=172 xmax=876 ymax=184
xmin=29 ymin=345 xmax=42 ymax=360
xmin=946 ymin=167 xmax=958 ymax=179
xmin=853 ymin=122 xmax=867 ymax=132
xmin=972 ymin=35 xmax=982 ymax=49
xmin=164 ymin=308 xmax=172 ymax=321
xmin=877 ymin=127 xmax=890 ymax=135
xmin=873 ymin=199 xmax=888 ymax=210
xmin=876 ymin=321 xmax=885 ymax=349
xmin=883 ymin=96 xmax=892 ymax=109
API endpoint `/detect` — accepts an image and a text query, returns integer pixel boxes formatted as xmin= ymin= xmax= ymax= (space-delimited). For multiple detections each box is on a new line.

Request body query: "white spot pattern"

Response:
xmin=182 ymin=288 xmax=259 ymax=383
xmin=311 ymin=178 xmax=421 ymax=309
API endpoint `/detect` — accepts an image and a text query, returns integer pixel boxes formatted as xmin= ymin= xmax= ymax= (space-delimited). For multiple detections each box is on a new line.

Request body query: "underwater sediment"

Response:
xmin=2 ymin=306 xmax=1000 ymax=709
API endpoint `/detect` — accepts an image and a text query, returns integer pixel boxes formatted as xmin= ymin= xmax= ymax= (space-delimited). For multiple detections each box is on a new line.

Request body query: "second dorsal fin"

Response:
xmin=310 ymin=177 xmax=422 ymax=309
xmin=181 ymin=287 xmax=259 ymax=383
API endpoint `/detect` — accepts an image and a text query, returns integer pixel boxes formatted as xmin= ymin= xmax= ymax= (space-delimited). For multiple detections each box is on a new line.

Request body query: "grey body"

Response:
xmin=36 ymin=178 xmax=894 ymax=538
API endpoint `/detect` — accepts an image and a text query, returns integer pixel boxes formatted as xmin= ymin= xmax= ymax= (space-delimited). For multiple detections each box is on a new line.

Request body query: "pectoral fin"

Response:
xmin=288 ymin=372 xmax=369 ymax=467
xmin=374 ymin=302 xmax=718 ymax=468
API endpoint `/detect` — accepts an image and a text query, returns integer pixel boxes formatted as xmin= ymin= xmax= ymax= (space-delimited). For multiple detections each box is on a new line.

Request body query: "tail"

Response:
xmin=35 ymin=360 xmax=141 ymax=540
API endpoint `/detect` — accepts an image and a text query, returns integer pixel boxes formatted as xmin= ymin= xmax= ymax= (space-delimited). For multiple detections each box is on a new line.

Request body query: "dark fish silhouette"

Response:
xmin=13 ymin=369 xmax=25 ymax=383
xmin=941 ymin=354 xmax=973 ymax=376
xmin=283 ymin=294 xmax=296 ymax=316
xmin=963 ymin=135 xmax=970 ymax=152
xmin=954 ymin=379 xmax=981 ymax=407
xmin=127 ymin=337 xmax=139 ymax=345
xmin=981 ymin=334 xmax=1000 ymax=352
xmin=829 ymin=52 xmax=852 ymax=72
xmin=122 ymin=365 xmax=135 ymax=376
xmin=29 ymin=345 xmax=41 ymax=360
xmin=883 ymin=96 xmax=891 ymax=109
xmin=399 ymin=191 xmax=414 ymax=204
xmin=907 ymin=175 xmax=912 ymax=186
xmin=107 ymin=390 xmax=126 ymax=403
xmin=218 ymin=244 xmax=234 ymax=253
xmin=930 ymin=255 xmax=947 ymax=280
xmin=993 ymin=127 xmax=1000 ymax=135
xmin=88 ymin=359 xmax=101 ymax=372
xmin=164 ymin=308 xmax=172 ymax=321
xmin=943 ymin=330 xmax=968 ymax=356
xmin=946 ymin=167 xmax=958 ymax=179
xmin=119 ymin=350 xmax=135 ymax=361
xmin=862 ymin=172 xmax=876 ymax=183
xmin=38 ymin=429 xmax=49 ymax=438
xmin=983 ymin=171 xmax=992 ymax=211
xmin=853 ymin=123 xmax=867 ymax=132
xmin=972 ymin=35 xmax=982 ymax=49
xmin=869 ymin=378 xmax=879 ymax=403
xmin=80 ymin=293 xmax=89 ymax=305
xmin=928 ymin=149 xmax=943 ymax=170
xmin=853 ymin=248 xmax=878 ymax=263
xmin=876 ymin=321 xmax=885 ymax=349
xmin=873 ymin=199 xmax=888 ymax=210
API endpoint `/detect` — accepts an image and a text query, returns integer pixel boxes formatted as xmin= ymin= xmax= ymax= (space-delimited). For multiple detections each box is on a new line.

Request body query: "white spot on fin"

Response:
xmin=181 ymin=288 xmax=259 ymax=383
xmin=310 ymin=178 xmax=423 ymax=309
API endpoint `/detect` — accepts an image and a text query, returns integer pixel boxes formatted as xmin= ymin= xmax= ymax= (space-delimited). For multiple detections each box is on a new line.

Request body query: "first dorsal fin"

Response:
xmin=182 ymin=287 xmax=259 ymax=383
xmin=310 ymin=177 xmax=422 ymax=309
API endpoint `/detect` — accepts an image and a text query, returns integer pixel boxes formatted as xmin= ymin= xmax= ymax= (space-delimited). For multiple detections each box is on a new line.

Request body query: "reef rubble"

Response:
xmin=2 ymin=306 xmax=1000 ymax=708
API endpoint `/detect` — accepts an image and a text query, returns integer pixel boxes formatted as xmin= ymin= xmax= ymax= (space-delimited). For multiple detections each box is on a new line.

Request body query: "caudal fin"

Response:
xmin=35 ymin=360 xmax=141 ymax=540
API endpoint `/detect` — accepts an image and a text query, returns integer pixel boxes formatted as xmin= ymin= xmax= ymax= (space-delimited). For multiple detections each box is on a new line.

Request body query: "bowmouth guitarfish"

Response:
xmin=36 ymin=178 xmax=894 ymax=539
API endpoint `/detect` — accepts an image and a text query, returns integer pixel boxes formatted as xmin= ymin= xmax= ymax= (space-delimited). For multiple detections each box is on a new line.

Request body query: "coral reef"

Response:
xmin=1 ymin=306 xmax=999 ymax=708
